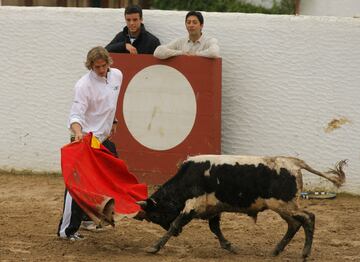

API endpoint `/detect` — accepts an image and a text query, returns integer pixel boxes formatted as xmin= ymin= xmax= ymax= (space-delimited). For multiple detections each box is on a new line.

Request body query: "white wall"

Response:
xmin=300 ymin=0 xmax=360 ymax=17
xmin=0 ymin=7 xmax=359 ymax=193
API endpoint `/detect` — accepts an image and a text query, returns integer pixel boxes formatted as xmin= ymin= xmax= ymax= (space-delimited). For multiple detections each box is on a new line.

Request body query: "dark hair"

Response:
xmin=125 ymin=5 xmax=143 ymax=19
xmin=185 ymin=11 xmax=204 ymax=25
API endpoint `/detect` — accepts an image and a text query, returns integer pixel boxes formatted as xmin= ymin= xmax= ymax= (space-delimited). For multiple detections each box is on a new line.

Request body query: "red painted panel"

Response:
xmin=110 ymin=54 xmax=221 ymax=184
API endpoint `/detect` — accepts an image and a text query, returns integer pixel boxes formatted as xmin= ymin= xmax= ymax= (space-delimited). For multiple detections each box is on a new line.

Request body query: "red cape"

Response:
xmin=61 ymin=133 xmax=147 ymax=225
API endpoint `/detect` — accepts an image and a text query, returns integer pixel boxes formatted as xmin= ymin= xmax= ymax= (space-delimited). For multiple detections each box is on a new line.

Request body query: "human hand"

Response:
xmin=126 ymin=43 xmax=138 ymax=54
xmin=71 ymin=122 xmax=83 ymax=142
xmin=74 ymin=132 xmax=84 ymax=142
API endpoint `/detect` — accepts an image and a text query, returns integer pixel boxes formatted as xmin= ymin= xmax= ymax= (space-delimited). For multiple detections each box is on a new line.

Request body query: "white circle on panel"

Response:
xmin=123 ymin=65 xmax=197 ymax=151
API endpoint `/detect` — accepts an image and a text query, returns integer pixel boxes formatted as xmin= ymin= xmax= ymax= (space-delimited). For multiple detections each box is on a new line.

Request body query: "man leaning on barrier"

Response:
xmin=106 ymin=5 xmax=160 ymax=54
xmin=154 ymin=11 xmax=220 ymax=59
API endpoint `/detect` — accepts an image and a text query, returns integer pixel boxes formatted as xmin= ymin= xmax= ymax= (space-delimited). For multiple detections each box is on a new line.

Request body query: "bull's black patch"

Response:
xmin=146 ymin=161 xmax=210 ymax=230
xmin=206 ymin=163 xmax=297 ymax=208
xmin=145 ymin=160 xmax=297 ymax=230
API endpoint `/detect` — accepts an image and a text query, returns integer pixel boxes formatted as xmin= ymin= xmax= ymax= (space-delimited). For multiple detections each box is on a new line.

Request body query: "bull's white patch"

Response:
xmin=182 ymin=195 xmax=300 ymax=219
xmin=273 ymin=157 xmax=304 ymax=176
xmin=187 ymin=154 xmax=268 ymax=167
xmin=182 ymin=193 xmax=220 ymax=214
xmin=246 ymin=197 xmax=300 ymax=218
xmin=204 ymin=168 xmax=211 ymax=177
xmin=264 ymin=198 xmax=299 ymax=215
xmin=186 ymin=155 xmax=304 ymax=178
xmin=248 ymin=198 xmax=266 ymax=211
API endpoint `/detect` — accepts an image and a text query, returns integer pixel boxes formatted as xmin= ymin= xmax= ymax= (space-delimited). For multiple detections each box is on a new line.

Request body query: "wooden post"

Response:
xmin=57 ymin=0 xmax=67 ymax=6
xmin=295 ymin=0 xmax=300 ymax=15
xmin=24 ymin=0 xmax=33 ymax=6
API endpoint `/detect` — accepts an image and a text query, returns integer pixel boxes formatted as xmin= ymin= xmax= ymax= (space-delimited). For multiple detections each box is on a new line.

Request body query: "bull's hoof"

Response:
xmin=271 ymin=249 xmax=281 ymax=257
xmin=173 ymin=228 xmax=182 ymax=236
xmin=271 ymin=250 xmax=280 ymax=257
xmin=221 ymin=242 xmax=238 ymax=254
xmin=302 ymin=246 xmax=311 ymax=260
xmin=271 ymin=244 xmax=286 ymax=257
xmin=302 ymin=252 xmax=310 ymax=261
xmin=146 ymin=246 xmax=160 ymax=254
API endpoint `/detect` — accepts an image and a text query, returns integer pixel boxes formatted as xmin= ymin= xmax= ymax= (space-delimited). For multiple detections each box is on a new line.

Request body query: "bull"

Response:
xmin=137 ymin=155 xmax=346 ymax=259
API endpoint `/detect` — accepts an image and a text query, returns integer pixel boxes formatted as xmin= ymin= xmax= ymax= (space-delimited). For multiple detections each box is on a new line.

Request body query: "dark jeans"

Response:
xmin=102 ymin=138 xmax=118 ymax=158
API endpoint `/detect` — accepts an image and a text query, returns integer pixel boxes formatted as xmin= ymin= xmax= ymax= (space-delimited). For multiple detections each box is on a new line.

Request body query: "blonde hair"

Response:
xmin=85 ymin=46 xmax=113 ymax=70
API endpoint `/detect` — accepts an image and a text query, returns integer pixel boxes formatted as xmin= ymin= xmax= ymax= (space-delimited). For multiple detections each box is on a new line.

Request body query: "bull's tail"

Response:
xmin=302 ymin=160 xmax=347 ymax=188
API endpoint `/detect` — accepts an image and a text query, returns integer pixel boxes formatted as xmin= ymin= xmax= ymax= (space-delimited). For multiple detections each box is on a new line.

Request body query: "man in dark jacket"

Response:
xmin=106 ymin=5 xmax=160 ymax=54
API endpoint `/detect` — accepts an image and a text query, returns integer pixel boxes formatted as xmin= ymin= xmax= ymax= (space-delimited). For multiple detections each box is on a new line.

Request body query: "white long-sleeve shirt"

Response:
xmin=68 ymin=68 xmax=123 ymax=142
xmin=154 ymin=34 xmax=220 ymax=59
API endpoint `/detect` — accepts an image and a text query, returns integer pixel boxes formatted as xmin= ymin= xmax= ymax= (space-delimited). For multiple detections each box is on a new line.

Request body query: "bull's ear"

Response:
xmin=136 ymin=200 xmax=147 ymax=210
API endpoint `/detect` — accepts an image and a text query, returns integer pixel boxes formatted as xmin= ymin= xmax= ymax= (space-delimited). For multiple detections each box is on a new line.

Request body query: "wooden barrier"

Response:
xmin=111 ymin=54 xmax=221 ymax=184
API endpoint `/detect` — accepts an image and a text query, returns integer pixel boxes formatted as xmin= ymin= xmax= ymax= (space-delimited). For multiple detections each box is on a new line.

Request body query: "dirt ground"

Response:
xmin=0 ymin=172 xmax=359 ymax=262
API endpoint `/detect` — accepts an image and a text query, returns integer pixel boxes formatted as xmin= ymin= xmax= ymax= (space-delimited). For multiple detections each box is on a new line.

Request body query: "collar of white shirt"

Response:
xmin=187 ymin=34 xmax=204 ymax=44
xmin=90 ymin=69 xmax=110 ymax=83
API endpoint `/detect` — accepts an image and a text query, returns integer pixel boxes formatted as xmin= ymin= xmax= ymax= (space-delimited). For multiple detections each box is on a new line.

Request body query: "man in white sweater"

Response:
xmin=57 ymin=46 xmax=123 ymax=240
xmin=154 ymin=11 xmax=220 ymax=59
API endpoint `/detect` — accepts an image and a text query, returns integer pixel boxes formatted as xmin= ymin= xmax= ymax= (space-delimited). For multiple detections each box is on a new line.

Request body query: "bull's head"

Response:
xmin=136 ymin=198 xmax=180 ymax=231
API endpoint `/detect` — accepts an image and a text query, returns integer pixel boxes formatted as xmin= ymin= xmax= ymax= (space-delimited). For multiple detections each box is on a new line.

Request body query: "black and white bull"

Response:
xmin=137 ymin=155 xmax=346 ymax=259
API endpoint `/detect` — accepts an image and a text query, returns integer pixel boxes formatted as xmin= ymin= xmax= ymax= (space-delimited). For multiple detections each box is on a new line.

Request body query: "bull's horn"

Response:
xmin=136 ymin=200 xmax=147 ymax=209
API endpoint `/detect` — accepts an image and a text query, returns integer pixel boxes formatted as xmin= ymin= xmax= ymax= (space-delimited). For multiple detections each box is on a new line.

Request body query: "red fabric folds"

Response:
xmin=61 ymin=133 xmax=147 ymax=224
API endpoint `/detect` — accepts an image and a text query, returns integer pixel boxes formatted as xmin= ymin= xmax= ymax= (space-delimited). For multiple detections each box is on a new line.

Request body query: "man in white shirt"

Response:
xmin=154 ymin=11 xmax=220 ymax=59
xmin=57 ymin=46 xmax=123 ymax=240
